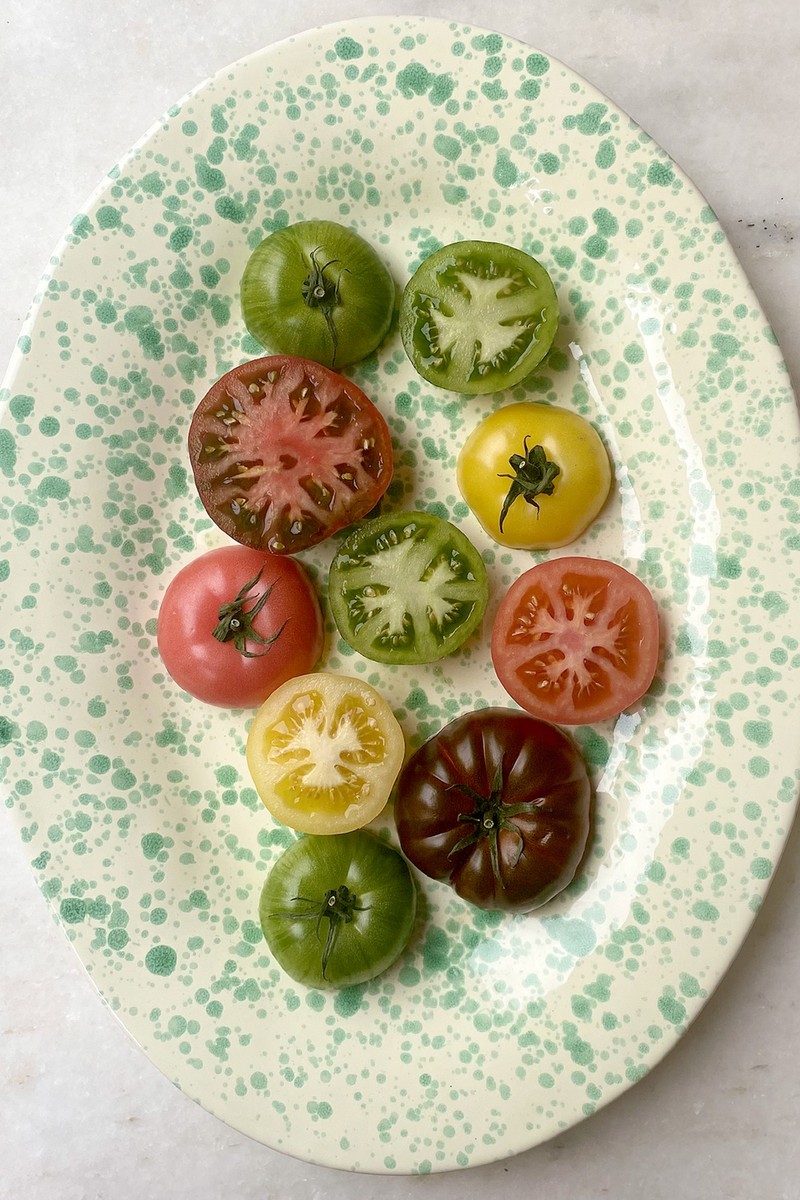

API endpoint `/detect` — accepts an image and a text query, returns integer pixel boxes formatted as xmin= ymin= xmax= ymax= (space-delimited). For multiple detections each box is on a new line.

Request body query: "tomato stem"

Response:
xmin=448 ymin=764 xmax=543 ymax=887
xmin=497 ymin=437 xmax=560 ymax=532
xmin=301 ymin=247 xmax=351 ymax=368
xmin=269 ymin=885 xmax=368 ymax=980
xmin=211 ymin=566 xmax=288 ymax=657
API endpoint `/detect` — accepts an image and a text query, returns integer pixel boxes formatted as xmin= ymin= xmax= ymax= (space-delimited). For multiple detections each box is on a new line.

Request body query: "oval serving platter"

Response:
xmin=1 ymin=16 xmax=799 ymax=1175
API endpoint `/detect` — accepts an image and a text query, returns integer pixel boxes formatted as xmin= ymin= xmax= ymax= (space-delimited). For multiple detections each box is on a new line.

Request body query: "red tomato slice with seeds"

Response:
xmin=188 ymin=355 xmax=393 ymax=555
xmin=491 ymin=557 xmax=660 ymax=725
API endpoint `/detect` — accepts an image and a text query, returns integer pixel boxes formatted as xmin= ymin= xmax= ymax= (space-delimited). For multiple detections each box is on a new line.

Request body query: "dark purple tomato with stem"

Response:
xmin=394 ymin=708 xmax=592 ymax=912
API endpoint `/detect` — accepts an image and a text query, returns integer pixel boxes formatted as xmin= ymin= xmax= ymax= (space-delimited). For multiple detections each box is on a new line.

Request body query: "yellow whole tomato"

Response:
xmin=456 ymin=402 xmax=612 ymax=550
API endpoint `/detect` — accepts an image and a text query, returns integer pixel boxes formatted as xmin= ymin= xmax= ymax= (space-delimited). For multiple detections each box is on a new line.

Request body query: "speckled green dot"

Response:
xmin=145 ymin=945 xmax=177 ymax=976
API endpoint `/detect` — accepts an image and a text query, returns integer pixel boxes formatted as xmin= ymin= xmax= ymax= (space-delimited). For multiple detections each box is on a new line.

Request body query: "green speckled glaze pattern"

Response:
xmin=1 ymin=17 xmax=799 ymax=1175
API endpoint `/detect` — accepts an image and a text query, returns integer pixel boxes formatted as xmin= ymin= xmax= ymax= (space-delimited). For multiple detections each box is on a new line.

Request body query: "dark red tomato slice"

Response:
xmin=157 ymin=544 xmax=324 ymax=707
xmin=491 ymin=556 xmax=660 ymax=725
xmin=188 ymin=355 xmax=393 ymax=554
xmin=395 ymin=708 xmax=592 ymax=912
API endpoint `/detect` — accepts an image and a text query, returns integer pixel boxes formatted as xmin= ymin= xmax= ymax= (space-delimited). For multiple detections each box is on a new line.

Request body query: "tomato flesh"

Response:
xmin=188 ymin=355 xmax=393 ymax=554
xmin=157 ymin=545 xmax=323 ymax=708
xmin=491 ymin=557 xmax=660 ymax=725
xmin=399 ymin=240 xmax=559 ymax=394
xmin=328 ymin=510 xmax=489 ymax=664
xmin=259 ymin=831 xmax=417 ymax=988
xmin=395 ymin=708 xmax=592 ymax=912
xmin=241 ymin=220 xmax=396 ymax=369
xmin=246 ymin=672 xmax=406 ymax=834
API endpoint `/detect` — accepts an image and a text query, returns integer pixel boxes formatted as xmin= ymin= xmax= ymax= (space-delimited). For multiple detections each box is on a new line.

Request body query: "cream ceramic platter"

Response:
xmin=1 ymin=16 xmax=799 ymax=1175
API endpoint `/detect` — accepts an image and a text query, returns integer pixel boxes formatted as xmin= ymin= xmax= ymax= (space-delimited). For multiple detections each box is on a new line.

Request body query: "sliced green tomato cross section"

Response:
xmin=328 ymin=510 xmax=489 ymax=664
xmin=429 ymin=272 xmax=544 ymax=374
xmin=399 ymin=240 xmax=559 ymax=395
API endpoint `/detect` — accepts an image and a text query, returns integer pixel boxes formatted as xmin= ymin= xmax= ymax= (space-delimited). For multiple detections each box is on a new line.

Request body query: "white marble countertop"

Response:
xmin=1 ymin=3 xmax=798 ymax=1197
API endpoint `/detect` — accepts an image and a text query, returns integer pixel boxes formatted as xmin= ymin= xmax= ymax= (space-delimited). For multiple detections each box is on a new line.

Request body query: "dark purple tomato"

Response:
xmin=394 ymin=708 xmax=592 ymax=912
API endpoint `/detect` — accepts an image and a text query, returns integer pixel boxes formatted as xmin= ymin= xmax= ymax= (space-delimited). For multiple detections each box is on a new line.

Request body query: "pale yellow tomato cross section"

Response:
xmin=246 ymin=672 xmax=406 ymax=834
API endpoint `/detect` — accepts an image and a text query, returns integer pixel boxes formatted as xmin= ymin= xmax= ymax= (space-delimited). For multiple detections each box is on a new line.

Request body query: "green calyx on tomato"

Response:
xmin=259 ymin=830 xmax=417 ymax=988
xmin=399 ymin=240 xmax=559 ymax=394
xmin=498 ymin=438 xmax=560 ymax=532
xmin=211 ymin=566 xmax=287 ymax=657
xmin=300 ymin=247 xmax=342 ymax=308
xmin=447 ymin=763 xmax=550 ymax=888
xmin=241 ymin=220 xmax=396 ymax=369
xmin=267 ymin=882 xmax=367 ymax=982
xmin=298 ymin=247 xmax=345 ymax=362
xmin=328 ymin=510 xmax=489 ymax=665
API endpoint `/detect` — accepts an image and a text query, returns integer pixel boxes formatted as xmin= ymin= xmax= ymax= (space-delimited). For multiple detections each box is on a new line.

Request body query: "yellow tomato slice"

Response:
xmin=245 ymin=672 xmax=405 ymax=834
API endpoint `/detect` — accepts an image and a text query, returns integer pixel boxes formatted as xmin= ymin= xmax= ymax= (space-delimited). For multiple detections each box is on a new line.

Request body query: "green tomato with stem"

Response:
xmin=241 ymin=220 xmax=396 ymax=369
xmin=259 ymin=831 xmax=417 ymax=989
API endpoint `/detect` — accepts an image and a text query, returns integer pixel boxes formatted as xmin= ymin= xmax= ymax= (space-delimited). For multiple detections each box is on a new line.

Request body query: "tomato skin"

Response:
xmin=395 ymin=709 xmax=592 ymax=912
xmin=259 ymin=831 xmax=417 ymax=988
xmin=246 ymin=672 xmax=406 ymax=834
xmin=399 ymin=240 xmax=559 ymax=394
xmin=157 ymin=545 xmax=323 ymax=708
xmin=241 ymin=220 xmax=396 ymax=369
xmin=457 ymin=403 xmax=612 ymax=549
xmin=188 ymin=355 xmax=394 ymax=555
xmin=491 ymin=557 xmax=660 ymax=725
xmin=328 ymin=510 xmax=489 ymax=665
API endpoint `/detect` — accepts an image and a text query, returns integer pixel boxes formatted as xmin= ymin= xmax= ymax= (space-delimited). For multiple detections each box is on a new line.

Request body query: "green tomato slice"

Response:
xmin=399 ymin=240 xmax=559 ymax=394
xmin=328 ymin=510 xmax=489 ymax=665
xmin=240 ymin=219 xmax=396 ymax=369
xmin=259 ymin=830 xmax=417 ymax=989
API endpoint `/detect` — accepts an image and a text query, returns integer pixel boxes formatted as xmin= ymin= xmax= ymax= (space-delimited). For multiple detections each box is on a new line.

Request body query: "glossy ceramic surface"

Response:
xmin=1 ymin=16 xmax=798 ymax=1174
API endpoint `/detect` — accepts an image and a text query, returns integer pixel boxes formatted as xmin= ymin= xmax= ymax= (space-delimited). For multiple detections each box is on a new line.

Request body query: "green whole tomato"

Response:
xmin=240 ymin=219 xmax=396 ymax=368
xmin=259 ymin=831 xmax=417 ymax=988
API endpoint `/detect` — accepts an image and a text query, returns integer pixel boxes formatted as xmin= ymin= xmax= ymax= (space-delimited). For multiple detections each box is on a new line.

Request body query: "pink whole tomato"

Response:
xmin=157 ymin=544 xmax=324 ymax=708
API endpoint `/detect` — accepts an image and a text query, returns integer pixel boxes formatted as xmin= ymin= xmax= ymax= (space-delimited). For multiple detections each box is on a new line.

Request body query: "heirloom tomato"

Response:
xmin=457 ymin=402 xmax=612 ymax=549
xmin=188 ymin=355 xmax=393 ymax=555
xmin=328 ymin=510 xmax=489 ymax=664
xmin=157 ymin=544 xmax=323 ymax=708
xmin=491 ymin=557 xmax=660 ymax=725
xmin=259 ymin=830 xmax=417 ymax=988
xmin=399 ymin=240 xmax=559 ymax=394
xmin=395 ymin=708 xmax=592 ymax=912
xmin=246 ymin=672 xmax=405 ymax=834
xmin=241 ymin=219 xmax=395 ymax=369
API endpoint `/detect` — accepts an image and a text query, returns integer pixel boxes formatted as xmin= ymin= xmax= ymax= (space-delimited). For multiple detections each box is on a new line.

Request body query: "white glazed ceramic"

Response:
xmin=1 ymin=16 xmax=798 ymax=1175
